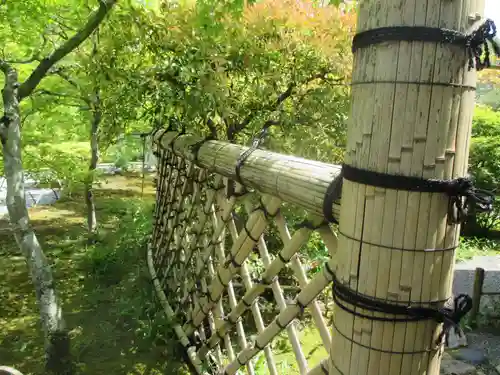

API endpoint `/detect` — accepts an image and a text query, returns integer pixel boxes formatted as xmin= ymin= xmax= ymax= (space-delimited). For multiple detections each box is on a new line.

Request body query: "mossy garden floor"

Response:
xmin=0 ymin=174 xmax=189 ymax=375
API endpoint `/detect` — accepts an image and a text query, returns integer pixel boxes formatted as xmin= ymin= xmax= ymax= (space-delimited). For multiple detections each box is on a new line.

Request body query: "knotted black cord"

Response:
xmin=189 ymin=135 xmax=217 ymax=164
xmin=150 ymin=127 xmax=164 ymax=151
xmin=330 ymin=270 xmax=472 ymax=347
xmin=250 ymin=197 xmax=280 ymax=219
xmin=321 ymin=165 xmax=485 ymax=349
xmin=341 ymin=164 xmax=494 ymax=224
xmin=157 ymin=130 xmax=168 ymax=151
xmin=352 ymin=19 xmax=500 ymax=71
xmin=338 ymin=230 xmax=458 ymax=253
xmin=169 ymin=129 xmax=186 ymax=153
xmin=234 ymin=123 xmax=274 ymax=188
xmin=293 ymin=219 xmax=328 ymax=231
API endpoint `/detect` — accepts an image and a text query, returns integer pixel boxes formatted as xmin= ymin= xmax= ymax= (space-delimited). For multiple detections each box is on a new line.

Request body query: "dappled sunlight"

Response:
xmin=98 ymin=173 xmax=156 ymax=196
xmin=30 ymin=208 xmax=82 ymax=223
xmin=0 ymin=175 xmax=187 ymax=375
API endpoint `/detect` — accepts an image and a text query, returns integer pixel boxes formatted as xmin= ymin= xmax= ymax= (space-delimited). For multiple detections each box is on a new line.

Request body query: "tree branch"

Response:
xmin=233 ymin=72 xmax=343 ymax=135
xmin=207 ymin=118 xmax=218 ymax=139
xmin=33 ymin=89 xmax=89 ymax=104
xmin=49 ymin=67 xmax=83 ymax=92
xmin=3 ymin=56 xmax=40 ymax=65
xmin=1 ymin=32 xmax=50 ymax=65
xmin=18 ymin=0 xmax=117 ymax=100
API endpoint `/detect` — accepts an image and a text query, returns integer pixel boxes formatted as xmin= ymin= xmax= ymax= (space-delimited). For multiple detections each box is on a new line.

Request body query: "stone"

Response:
xmin=454 ymin=256 xmax=500 ymax=296
xmin=496 ymin=364 xmax=500 ymax=374
xmin=441 ymin=352 xmax=477 ymax=375
xmin=451 ymin=348 xmax=488 ymax=365
xmin=448 ymin=328 xmax=468 ymax=349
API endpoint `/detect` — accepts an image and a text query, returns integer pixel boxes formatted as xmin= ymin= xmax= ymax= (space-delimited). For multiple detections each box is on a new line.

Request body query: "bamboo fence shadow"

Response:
xmin=147 ymin=130 xmax=343 ymax=375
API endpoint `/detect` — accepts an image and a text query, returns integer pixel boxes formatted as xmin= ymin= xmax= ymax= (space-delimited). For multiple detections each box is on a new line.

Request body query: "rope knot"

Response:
xmin=466 ymin=19 xmax=500 ymax=70
xmin=437 ymin=294 xmax=472 ymax=346
xmin=447 ymin=177 xmax=494 ymax=223
xmin=446 ymin=177 xmax=473 ymax=197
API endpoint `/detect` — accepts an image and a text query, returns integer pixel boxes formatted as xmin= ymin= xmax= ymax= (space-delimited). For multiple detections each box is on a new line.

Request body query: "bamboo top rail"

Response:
xmin=153 ymin=130 xmax=342 ymax=221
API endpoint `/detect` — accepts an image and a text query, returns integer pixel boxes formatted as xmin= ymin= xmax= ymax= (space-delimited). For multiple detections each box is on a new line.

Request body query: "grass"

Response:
xmin=0 ymin=173 xmax=189 ymax=375
xmin=456 ymin=236 xmax=500 ymax=262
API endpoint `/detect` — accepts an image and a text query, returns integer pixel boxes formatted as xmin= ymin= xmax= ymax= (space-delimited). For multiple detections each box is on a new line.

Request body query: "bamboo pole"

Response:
xmin=153 ymin=131 xmax=342 ymax=220
xmin=328 ymin=1 xmax=483 ymax=375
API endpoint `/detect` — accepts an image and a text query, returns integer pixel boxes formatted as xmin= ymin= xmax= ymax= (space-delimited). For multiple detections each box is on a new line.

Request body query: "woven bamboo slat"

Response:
xmin=328 ymin=1 xmax=483 ymax=375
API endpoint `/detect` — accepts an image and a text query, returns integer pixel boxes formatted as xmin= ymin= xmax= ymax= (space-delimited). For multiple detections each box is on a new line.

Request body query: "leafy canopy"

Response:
xmin=95 ymin=0 xmax=356 ymax=162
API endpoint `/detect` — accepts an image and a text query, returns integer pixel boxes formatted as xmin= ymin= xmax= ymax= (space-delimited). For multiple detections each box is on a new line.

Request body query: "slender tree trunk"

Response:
xmin=85 ymin=106 xmax=101 ymax=240
xmin=85 ymin=30 xmax=101 ymax=242
xmin=0 ymin=65 xmax=73 ymax=375
xmin=0 ymin=3 xmax=115 ymax=373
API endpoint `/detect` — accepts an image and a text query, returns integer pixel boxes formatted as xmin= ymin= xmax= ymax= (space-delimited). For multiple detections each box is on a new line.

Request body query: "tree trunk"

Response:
xmin=85 ymin=106 xmax=101 ymax=241
xmin=0 ymin=65 xmax=73 ymax=375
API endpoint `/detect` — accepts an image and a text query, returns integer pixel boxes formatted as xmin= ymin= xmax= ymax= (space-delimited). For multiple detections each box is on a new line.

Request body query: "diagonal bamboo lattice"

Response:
xmin=148 ymin=129 xmax=343 ymax=374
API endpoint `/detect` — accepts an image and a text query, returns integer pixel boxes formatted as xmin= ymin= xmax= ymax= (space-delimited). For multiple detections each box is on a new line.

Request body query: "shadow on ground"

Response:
xmin=0 ymin=175 xmax=189 ymax=375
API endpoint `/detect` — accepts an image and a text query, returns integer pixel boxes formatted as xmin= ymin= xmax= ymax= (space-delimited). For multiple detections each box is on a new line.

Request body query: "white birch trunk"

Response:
xmin=85 ymin=106 xmax=101 ymax=239
xmin=0 ymin=65 xmax=72 ymax=375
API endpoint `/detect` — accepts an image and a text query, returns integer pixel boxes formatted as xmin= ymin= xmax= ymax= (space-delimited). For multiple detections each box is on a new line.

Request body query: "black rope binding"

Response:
xmin=330 ymin=271 xmax=472 ymax=348
xmin=323 ymin=172 xmax=343 ymax=224
xmin=234 ymin=121 xmax=274 ymax=187
xmin=352 ymin=19 xmax=500 ymax=71
xmin=340 ymin=164 xmax=494 ymax=224
xmin=189 ymin=135 xmax=216 ymax=164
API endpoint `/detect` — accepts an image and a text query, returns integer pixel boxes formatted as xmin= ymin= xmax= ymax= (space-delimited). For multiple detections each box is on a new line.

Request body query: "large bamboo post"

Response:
xmin=328 ymin=1 xmax=485 ymax=374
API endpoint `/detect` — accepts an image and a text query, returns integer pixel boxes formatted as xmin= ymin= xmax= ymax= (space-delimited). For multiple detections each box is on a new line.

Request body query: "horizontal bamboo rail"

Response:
xmin=156 ymin=131 xmax=342 ymax=220
xmin=149 ymin=129 xmax=343 ymax=374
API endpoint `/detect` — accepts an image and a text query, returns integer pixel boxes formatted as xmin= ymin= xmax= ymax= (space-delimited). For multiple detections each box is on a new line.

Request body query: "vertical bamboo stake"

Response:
xmin=469 ymin=267 xmax=485 ymax=326
xmin=328 ymin=1 xmax=483 ymax=374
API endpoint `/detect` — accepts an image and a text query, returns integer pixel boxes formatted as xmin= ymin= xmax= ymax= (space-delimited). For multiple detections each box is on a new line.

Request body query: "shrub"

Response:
xmin=465 ymin=105 xmax=500 ymax=236
xmin=471 ymin=105 xmax=500 ymax=138
xmin=83 ymin=199 xmax=153 ymax=283
xmin=468 ymin=105 xmax=500 ymax=192
xmin=469 ymin=106 xmax=500 ymax=194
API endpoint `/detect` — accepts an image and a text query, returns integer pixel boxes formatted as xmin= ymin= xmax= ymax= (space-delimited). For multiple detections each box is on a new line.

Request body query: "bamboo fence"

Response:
xmin=147 ymin=1 xmax=494 ymax=373
xmin=148 ymin=130 xmax=342 ymax=374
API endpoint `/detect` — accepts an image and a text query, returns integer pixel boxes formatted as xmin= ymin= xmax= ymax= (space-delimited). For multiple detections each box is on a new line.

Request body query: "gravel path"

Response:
xmin=467 ymin=330 xmax=500 ymax=374
xmin=446 ymin=330 xmax=500 ymax=374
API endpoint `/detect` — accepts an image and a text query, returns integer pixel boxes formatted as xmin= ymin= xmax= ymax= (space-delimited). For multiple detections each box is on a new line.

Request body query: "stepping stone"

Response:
xmin=441 ymin=353 xmax=477 ymax=375
xmin=450 ymin=348 xmax=488 ymax=365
